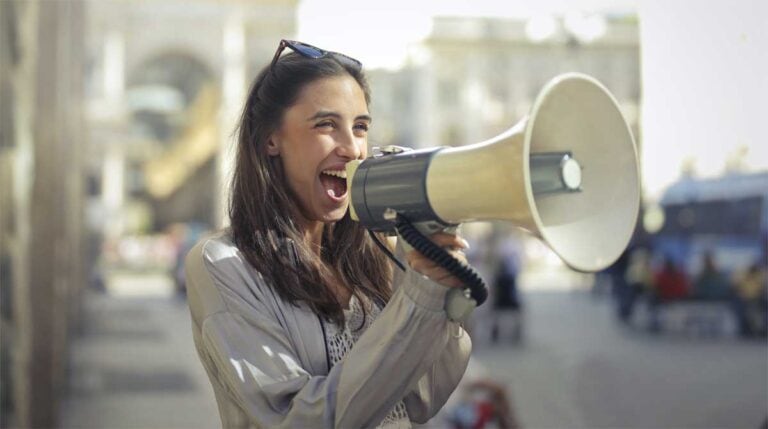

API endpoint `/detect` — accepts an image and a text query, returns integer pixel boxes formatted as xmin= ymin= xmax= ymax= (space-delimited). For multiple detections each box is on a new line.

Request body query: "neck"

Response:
xmin=300 ymin=219 xmax=325 ymax=256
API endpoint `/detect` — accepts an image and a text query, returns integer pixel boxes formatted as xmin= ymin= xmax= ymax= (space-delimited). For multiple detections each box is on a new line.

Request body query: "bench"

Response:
xmin=638 ymin=296 xmax=737 ymax=336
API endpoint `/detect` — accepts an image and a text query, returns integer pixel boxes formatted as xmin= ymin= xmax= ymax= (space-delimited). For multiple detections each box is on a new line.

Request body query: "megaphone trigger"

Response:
xmin=395 ymin=215 xmax=489 ymax=306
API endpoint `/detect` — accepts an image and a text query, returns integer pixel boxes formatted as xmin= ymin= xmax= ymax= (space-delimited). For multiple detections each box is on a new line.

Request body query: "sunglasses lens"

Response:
xmin=276 ymin=40 xmax=362 ymax=70
xmin=291 ymin=42 xmax=325 ymax=58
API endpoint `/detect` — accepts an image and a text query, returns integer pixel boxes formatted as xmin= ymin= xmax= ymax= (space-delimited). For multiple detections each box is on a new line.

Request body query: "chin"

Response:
xmin=320 ymin=203 xmax=350 ymax=224
xmin=322 ymin=210 xmax=347 ymax=224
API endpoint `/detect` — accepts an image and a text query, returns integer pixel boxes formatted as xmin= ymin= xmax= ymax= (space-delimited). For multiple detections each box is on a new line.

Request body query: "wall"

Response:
xmin=0 ymin=1 xmax=87 ymax=426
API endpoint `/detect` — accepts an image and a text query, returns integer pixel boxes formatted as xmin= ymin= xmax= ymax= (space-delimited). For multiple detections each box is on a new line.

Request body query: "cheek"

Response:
xmin=284 ymin=157 xmax=313 ymax=186
xmin=282 ymin=146 xmax=325 ymax=183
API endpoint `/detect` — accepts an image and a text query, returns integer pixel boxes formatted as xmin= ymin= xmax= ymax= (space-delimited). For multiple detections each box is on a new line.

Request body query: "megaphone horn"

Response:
xmin=346 ymin=72 xmax=640 ymax=274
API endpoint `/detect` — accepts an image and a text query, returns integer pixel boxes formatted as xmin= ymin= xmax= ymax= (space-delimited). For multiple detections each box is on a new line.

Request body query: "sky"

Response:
xmin=639 ymin=0 xmax=768 ymax=199
xmin=297 ymin=0 xmax=638 ymax=70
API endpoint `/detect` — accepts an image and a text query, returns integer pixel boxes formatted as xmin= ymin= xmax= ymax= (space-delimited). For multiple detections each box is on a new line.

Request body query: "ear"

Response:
xmin=266 ymin=135 xmax=280 ymax=156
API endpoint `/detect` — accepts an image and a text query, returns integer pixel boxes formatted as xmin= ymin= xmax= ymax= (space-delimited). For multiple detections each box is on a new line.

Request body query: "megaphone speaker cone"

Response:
xmin=426 ymin=73 xmax=640 ymax=272
xmin=525 ymin=73 xmax=640 ymax=271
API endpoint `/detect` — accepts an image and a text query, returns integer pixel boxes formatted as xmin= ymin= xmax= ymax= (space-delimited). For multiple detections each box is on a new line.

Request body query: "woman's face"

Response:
xmin=268 ymin=74 xmax=369 ymax=226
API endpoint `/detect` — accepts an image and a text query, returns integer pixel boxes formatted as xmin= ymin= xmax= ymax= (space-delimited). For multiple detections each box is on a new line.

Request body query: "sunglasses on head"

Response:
xmin=269 ymin=39 xmax=362 ymax=71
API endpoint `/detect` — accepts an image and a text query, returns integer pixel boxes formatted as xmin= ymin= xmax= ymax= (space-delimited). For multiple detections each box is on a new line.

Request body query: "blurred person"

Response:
xmin=618 ymin=246 xmax=653 ymax=323
xmin=648 ymin=256 xmax=690 ymax=331
xmin=731 ymin=260 xmax=768 ymax=337
xmin=652 ymin=256 xmax=690 ymax=301
xmin=438 ymin=358 xmax=520 ymax=429
xmin=490 ymin=237 xmax=523 ymax=343
xmin=592 ymin=243 xmax=631 ymax=297
xmin=609 ymin=246 xmax=631 ymax=296
xmin=692 ymin=251 xmax=729 ymax=300
xmin=446 ymin=379 xmax=519 ymax=429
xmin=167 ymin=223 xmax=188 ymax=295
xmin=169 ymin=221 xmax=211 ymax=296
xmin=461 ymin=224 xmax=493 ymax=341
xmin=184 ymin=40 xmax=472 ymax=428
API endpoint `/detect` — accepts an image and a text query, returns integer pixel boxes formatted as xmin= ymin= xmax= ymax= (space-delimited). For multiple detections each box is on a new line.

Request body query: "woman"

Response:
xmin=185 ymin=40 xmax=473 ymax=428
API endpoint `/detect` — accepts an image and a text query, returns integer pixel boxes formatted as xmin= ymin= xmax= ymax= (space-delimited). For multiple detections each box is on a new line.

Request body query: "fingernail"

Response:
xmin=460 ymin=239 xmax=470 ymax=250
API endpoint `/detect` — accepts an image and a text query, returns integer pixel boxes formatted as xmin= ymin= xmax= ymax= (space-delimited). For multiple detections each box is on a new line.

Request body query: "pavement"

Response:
xmin=58 ymin=270 xmax=768 ymax=429
xmin=469 ymin=290 xmax=768 ymax=429
xmin=59 ymin=283 xmax=220 ymax=429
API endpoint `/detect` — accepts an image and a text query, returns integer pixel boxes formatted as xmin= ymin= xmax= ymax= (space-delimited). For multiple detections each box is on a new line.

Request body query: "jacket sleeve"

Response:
xmin=401 ymin=323 xmax=471 ymax=423
xmin=389 ymin=240 xmax=473 ymax=423
xmin=186 ymin=238 xmax=472 ymax=429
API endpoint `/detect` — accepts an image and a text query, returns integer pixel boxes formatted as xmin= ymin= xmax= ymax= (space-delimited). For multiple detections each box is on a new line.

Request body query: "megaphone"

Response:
xmin=346 ymin=72 xmax=640 ymax=277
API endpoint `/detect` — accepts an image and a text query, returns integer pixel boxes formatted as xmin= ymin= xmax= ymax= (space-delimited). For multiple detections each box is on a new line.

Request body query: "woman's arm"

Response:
xmin=186 ymin=237 xmax=471 ymax=428
xmin=390 ymin=236 xmax=474 ymax=423
xmin=402 ymin=319 xmax=472 ymax=423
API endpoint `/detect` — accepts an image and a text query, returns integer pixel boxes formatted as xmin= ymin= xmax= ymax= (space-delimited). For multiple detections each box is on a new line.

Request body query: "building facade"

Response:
xmin=85 ymin=0 xmax=299 ymax=238
xmin=368 ymin=15 xmax=640 ymax=153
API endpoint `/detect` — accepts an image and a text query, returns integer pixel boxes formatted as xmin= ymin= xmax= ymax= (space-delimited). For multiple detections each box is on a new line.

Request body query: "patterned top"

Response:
xmin=323 ymin=295 xmax=411 ymax=428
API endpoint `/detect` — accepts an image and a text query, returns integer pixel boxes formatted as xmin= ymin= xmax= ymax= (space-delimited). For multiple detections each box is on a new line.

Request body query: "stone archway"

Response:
xmin=126 ymin=52 xmax=220 ymax=231
xmin=127 ymin=52 xmax=213 ymax=142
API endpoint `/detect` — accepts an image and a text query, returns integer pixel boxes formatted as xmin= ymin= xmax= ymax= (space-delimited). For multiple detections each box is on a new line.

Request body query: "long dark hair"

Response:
xmin=229 ymin=52 xmax=392 ymax=325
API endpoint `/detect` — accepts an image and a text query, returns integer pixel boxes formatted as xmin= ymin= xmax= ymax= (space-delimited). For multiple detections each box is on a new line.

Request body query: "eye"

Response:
xmin=353 ymin=122 xmax=370 ymax=133
xmin=315 ymin=120 xmax=335 ymax=129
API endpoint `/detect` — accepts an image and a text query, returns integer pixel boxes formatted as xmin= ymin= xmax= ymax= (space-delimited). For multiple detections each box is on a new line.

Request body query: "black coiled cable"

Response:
xmin=394 ymin=215 xmax=488 ymax=306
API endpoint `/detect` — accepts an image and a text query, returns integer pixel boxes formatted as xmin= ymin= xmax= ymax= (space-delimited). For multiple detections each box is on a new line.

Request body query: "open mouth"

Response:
xmin=319 ymin=169 xmax=348 ymax=199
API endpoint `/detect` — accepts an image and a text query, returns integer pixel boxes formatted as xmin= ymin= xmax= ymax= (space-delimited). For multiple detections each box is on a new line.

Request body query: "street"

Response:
xmin=59 ymin=271 xmax=767 ymax=428
xmin=470 ymin=290 xmax=767 ymax=429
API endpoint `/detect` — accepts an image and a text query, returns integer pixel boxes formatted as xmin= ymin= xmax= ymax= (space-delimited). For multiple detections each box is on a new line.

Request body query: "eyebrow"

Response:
xmin=307 ymin=110 xmax=372 ymax=123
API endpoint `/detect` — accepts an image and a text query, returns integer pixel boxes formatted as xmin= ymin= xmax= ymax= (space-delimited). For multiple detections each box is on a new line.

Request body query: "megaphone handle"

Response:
xmin=395 ymin=216 xmax=488 ymax=306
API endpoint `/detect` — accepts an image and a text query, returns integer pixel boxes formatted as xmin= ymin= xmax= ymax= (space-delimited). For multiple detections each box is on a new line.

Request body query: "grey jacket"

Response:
xmin=185 ymin=232 xmax=472 ymax=428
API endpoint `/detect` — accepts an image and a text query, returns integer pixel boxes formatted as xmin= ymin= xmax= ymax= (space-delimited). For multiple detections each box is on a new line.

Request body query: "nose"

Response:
xmin=335 ymin=129 xmax=364 ymax=160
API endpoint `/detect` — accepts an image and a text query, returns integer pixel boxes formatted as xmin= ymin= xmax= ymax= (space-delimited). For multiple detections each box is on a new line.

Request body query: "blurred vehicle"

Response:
xmin=651 ymin=171 xmax=768 ymax=277
xmin=635 ymin=172 xmax=768 ymax=335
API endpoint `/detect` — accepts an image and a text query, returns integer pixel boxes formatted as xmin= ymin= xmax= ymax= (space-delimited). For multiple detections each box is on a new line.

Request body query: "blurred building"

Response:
xmin=85 ymin=0 xmax=298 ymax=239
xmin=1 ymin=1 xmax=298 ymax=427
xmin=1 ymin=2 xmax=88 ymax=427
xmin=368 ymin=15 xmax=640 ymax=151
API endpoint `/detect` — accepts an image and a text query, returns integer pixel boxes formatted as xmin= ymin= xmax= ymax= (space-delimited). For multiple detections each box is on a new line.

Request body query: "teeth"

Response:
xmin=321 ymin=169 xmax=347 ymax=179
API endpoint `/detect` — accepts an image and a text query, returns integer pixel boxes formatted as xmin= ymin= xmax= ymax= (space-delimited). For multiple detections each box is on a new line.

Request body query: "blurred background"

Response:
xmin=1 ymin=0 xmax=766 ymax=428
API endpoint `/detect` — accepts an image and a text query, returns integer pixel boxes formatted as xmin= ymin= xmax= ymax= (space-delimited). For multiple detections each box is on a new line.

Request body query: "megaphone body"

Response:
xmin=346 ymin=73 xmax=640 ymax=273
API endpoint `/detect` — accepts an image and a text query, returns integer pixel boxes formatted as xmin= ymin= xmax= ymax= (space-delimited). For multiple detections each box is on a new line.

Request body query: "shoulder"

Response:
xmin=186 ymin=230 xmax=260 ymax=282
xmin=185 ymin=231 xmax=275 ymax=323
xmin=187 ymin=230 xmax=239 ymax=265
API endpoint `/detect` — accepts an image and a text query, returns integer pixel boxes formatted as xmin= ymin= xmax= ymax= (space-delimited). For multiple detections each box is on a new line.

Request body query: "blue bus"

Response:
xmin=651 ymin=171 xmax=768 ymax=278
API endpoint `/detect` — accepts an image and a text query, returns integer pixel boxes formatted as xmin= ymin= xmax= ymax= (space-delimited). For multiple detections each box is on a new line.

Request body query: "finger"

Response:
xmin=408 ymin=256 xmax=466 ymax=288
xmin=447 ymin=249 xmax=467 ymax=264
xmin=427 ymin=233 xmax=470 ymax=250
xmin=437 ymin=276 xmax=465 ymax=289
xmin=408 ymin=257 xmax=445 ymax=275
xmin=408 ymin=254 xmax=464 ymax=287
xmin=408 ymin=256 xmax=447 ymax=276
xmin=417 ymin=268 xmax=464 ymax=288
xmin=406 ymin=247 xmax=466 ymax=265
